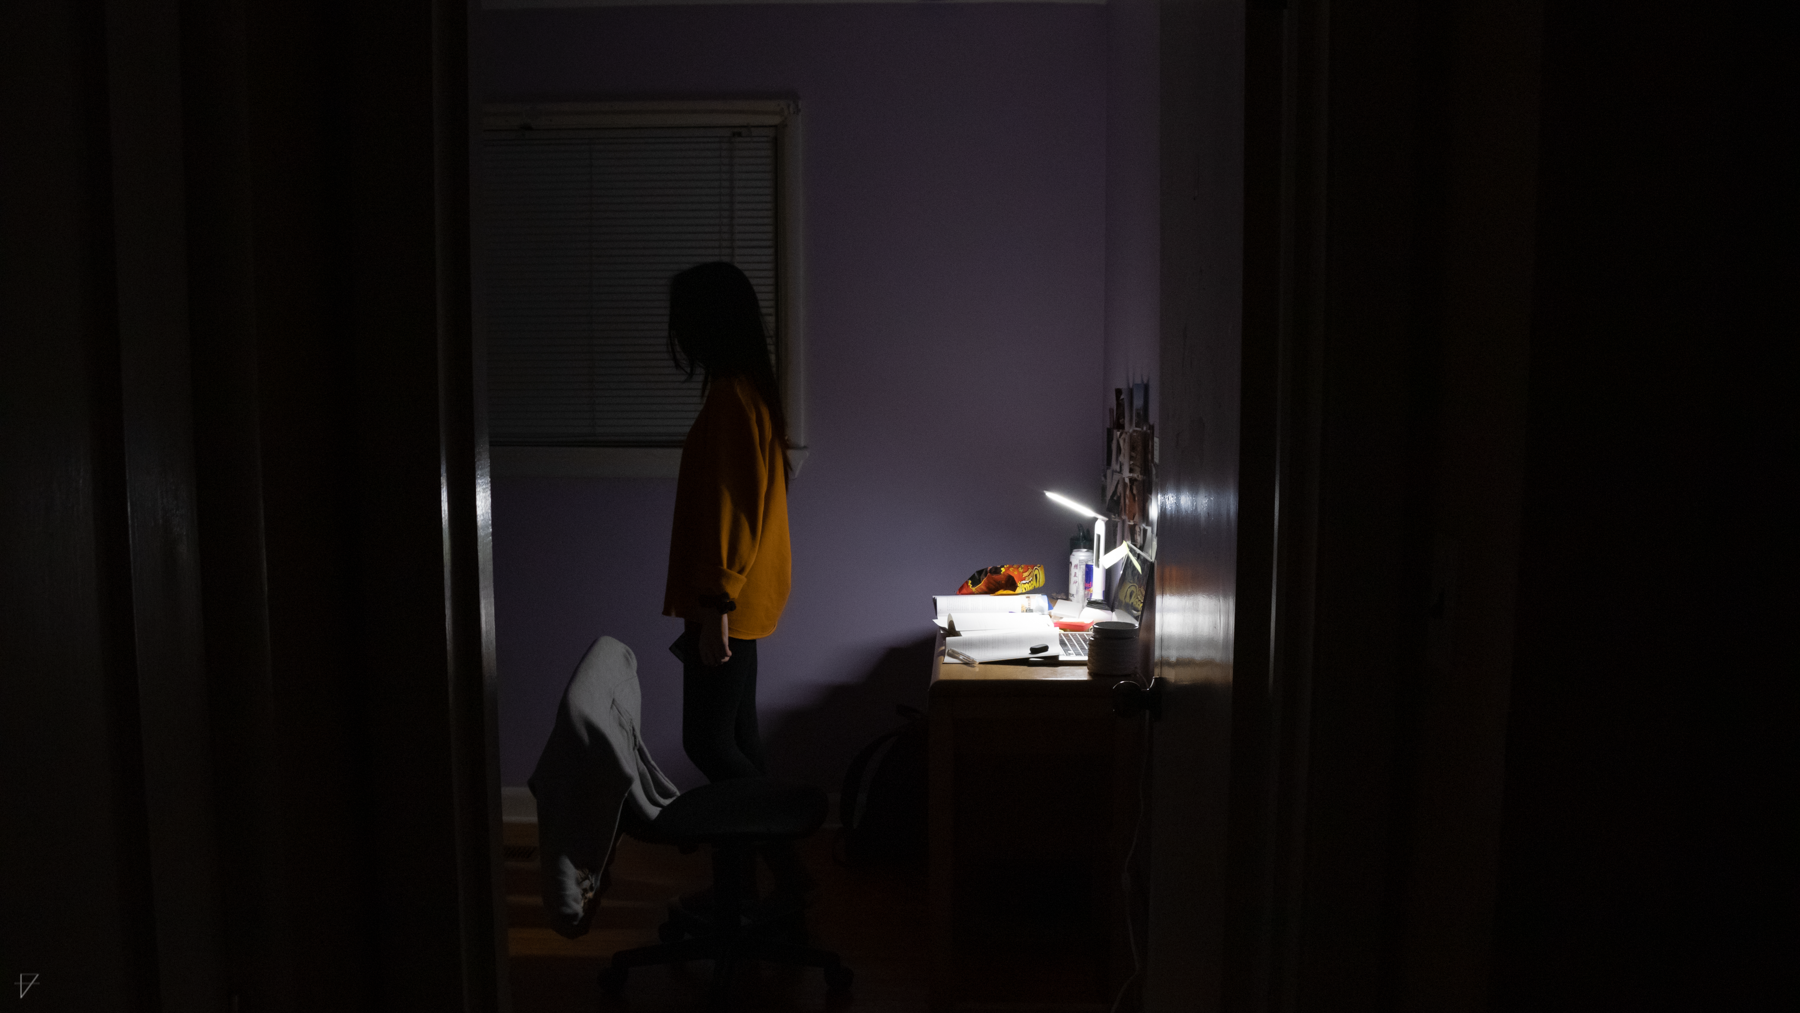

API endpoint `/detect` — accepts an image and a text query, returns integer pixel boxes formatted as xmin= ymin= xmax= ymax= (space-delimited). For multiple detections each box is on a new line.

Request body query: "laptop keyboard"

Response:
xmin=1059 ymin=630 xmax=1091 ymax=659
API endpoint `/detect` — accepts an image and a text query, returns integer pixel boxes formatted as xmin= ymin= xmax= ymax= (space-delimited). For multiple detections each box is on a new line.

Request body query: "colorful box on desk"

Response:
xmin=954 ymin=564 xmax=1045 ymax=596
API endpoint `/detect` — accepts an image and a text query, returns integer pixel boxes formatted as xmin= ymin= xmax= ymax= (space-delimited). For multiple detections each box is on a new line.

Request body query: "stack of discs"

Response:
xmin=1086 ymin=621 xmax=1140 ymax=677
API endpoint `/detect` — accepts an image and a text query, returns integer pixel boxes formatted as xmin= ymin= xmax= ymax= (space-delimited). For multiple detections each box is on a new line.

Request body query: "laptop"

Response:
xmin=1056 ymin=546 xmax=1150 ymax=660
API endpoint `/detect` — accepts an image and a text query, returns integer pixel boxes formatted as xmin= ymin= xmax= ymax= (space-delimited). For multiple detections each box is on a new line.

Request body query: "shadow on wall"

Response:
xmin=760 ymin=634 xmax=938 ymax=788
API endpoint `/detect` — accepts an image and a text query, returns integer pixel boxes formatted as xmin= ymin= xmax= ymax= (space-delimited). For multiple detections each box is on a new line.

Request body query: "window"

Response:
xmin=478 ymin=102 xmax=805 ymax=476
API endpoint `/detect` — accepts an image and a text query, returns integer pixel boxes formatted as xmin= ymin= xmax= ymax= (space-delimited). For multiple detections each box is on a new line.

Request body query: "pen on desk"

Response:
xmin=946 ymin=646 xmax=977 ymax=667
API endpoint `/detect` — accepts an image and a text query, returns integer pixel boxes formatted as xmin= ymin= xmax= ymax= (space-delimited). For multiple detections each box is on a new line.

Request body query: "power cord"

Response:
xmin=1109 ymin=708 xmax=1154 ymax=1013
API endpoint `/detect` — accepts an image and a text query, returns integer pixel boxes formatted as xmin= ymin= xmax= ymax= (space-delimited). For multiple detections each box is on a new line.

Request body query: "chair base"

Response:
xmin=662 ymin=892 xmax=811 ymax=944
xmin=599 ymin=842 xmax=852 ymax=1009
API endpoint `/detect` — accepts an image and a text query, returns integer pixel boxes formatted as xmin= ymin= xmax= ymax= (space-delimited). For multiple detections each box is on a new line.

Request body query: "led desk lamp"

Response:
xmin=1044 ymin=491 xmax=1130 ymax=604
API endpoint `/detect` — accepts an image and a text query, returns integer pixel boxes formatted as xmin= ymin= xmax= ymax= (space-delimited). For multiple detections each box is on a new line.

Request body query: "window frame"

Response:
xmin=478 ymin=100 xmax=807 ymax=478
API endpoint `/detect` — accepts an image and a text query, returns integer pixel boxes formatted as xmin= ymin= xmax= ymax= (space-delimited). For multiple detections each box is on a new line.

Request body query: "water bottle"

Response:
xmin=1068 ymin=543 xmax=1094 ymax=603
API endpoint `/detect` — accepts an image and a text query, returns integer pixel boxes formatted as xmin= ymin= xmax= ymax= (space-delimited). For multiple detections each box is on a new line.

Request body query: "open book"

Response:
xmin=930 ymin=593 xmax=1049 ymax=620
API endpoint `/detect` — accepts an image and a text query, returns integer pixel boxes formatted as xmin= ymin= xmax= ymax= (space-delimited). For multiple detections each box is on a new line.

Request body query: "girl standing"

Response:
xmin=663 ymin=261 xmax=809 ymax=905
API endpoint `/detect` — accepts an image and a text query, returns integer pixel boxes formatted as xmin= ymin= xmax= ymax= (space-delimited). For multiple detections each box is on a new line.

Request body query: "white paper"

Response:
xmin=946 ymin=612 xmax=1055 ymax=634
xmin=931 ymin=593 xmax=1049 ymax=619
xmin=943 ymin=627 xmax=1060 ymax=664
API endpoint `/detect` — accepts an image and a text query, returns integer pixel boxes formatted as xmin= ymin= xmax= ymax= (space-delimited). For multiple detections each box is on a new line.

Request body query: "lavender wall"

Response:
xmin=1105 ymin=0 xmax=1161 ymax=398
xmin=482 ymin=5 xmax=1111 ymax=789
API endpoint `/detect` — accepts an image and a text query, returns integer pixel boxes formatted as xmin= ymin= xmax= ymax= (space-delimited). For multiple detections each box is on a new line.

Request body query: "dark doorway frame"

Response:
xmin=3 ymin=1 xmax=509 ymax=1009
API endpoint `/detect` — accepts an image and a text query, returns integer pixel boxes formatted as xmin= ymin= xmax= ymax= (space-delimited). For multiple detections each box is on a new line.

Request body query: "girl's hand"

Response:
xmin=696 ymin=605 xmax=732 ymax=666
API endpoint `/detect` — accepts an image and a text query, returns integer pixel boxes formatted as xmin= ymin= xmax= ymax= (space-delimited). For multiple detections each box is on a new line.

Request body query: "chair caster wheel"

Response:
xmin=598 ymin=964 xmax=629 ymax=995
xmin=824 ymin=964 xmax=853 ymax=992
xmin=659 ymin=921 xmax=686 ymax=943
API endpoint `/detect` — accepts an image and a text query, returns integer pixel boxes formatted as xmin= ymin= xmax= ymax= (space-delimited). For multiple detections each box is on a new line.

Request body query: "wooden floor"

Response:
xmin=505 ymin=821 xmax=930 ymax=1012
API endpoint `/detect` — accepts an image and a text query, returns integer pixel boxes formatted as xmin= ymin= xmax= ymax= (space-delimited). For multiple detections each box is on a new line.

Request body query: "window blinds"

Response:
xmin=481 ymin=126 xmax=780 ymax=446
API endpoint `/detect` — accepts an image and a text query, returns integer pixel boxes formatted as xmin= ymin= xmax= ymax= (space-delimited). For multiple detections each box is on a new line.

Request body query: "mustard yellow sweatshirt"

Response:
xmin=662 ymin=376 xmax=791 ymax=639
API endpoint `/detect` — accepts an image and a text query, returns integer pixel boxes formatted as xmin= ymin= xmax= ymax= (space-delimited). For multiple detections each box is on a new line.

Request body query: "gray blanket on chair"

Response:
xmin=528 ymin=636 xmax=681 ymax=938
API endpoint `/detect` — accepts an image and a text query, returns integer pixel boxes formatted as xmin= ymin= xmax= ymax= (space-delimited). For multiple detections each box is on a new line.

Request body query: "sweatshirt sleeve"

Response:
xmin=680 ymin=382 xmax=774 ymax=600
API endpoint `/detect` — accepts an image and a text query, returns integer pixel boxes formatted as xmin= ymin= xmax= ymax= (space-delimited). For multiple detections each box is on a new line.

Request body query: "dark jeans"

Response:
xmin=680 ymin=633 xmax=768 ymax=782
xmin=678 ymin=629 xmax=811 ymax=894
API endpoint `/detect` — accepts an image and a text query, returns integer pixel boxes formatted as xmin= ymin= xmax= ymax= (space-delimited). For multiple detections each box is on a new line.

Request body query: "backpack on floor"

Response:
xmin=837 ymin=704 xmax=928 ymax=869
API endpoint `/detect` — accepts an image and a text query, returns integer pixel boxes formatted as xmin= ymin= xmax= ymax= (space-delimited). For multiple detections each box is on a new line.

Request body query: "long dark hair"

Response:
xmin=667 ymin=262 xmax=791 ymax=467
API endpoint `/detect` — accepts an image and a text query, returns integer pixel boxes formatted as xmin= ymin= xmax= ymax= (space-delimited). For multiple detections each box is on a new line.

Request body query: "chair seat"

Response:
xmin=631 ymin=777 xmax=828 ymax=847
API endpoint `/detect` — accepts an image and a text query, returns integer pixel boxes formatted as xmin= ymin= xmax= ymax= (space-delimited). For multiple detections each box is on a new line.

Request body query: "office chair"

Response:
xmin=532 ymin=634 xmax=851 ymax=1007
xmin=601 ymin=777 xmax=853 ymax=1005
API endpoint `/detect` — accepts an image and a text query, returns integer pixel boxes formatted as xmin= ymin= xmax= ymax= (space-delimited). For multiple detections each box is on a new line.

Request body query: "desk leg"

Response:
xmin=929 ymin=695 xmax=955 ymax=1012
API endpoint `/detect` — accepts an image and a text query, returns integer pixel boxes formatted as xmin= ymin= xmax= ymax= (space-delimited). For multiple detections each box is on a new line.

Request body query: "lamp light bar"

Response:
xmin=1043 ymin=490 xmax=1105 ymax=520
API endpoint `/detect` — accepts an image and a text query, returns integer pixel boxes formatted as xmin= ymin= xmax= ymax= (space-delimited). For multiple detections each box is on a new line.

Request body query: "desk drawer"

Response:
xmin=929 ymin=685 xmax=1139 ymax=1011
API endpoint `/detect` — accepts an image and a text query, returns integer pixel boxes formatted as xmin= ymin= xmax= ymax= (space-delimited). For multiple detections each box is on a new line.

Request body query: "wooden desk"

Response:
xmin=928 ymin=634 xmax=1143 ymax=1012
